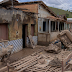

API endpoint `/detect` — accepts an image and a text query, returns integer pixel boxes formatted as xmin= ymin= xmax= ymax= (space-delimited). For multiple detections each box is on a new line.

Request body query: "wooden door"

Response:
xmin=0 ymin=24 xmax=8 ymax=41
xmin=31 ymin=25 xmax=35 ymax=36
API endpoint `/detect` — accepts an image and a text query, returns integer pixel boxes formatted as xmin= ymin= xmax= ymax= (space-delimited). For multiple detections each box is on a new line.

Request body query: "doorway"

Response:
xmin=0 ymin=23 xmax=8 ymax=40
xmin=22 ymin=24 xmax=28 ymax=48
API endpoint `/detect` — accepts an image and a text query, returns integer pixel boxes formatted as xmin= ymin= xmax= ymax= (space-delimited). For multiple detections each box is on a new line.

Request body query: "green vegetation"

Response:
xmin=49 ymin=7 xmax=72 ymax=18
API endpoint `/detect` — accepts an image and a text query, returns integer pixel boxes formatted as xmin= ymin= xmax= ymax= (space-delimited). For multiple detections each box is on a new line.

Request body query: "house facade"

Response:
xmin=14 ymin=1 xmax=60 ymax=45
xmin=0 ymin=0 xmax=37 ymax=53
xmin=13 ymin=1 xmax=72 ymax=45
xmin=0 ymin=0 xmax=71 ymax=49
xmin=67 ymin=18 xmax=72 ymax=32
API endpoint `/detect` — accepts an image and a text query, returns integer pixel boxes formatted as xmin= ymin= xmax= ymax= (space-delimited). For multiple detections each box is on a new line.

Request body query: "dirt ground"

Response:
xmin=0 ymin=45 xmax=72 ymax=72
xmin=0 ymin=45 xmax=45 ymax=68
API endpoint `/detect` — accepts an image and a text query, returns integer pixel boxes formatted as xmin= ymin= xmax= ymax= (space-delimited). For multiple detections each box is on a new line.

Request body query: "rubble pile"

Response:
xmin=0 ymin=44 xmax=13 ymax=62
xmin=45 ymin=44 xmax=61 ymax=54
xmin=49 ymin=57 xmax=62 ymax=67
xmin=57 ymin=30 xmax=72 ymax=49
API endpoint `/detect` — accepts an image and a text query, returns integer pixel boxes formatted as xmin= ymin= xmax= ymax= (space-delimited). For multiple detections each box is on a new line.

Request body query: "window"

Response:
xmin=43 ymin=21 xmax=46 ymax=31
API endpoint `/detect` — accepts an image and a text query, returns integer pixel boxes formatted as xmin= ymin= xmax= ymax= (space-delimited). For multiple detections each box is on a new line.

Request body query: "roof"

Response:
xmin=39 ymin=16 xmax=72 ymax=24
xmin=0 ymin=1 xmax=57 ymax=17
xmin=14 ymin=1 xmax=57 ymax=17
xmin=58 ymin=15 xmax=67 ymax=20
xmin=39 ymin=16 xmax=65 ymax=21
xmin=0 ymin=0 xmax=18 ymax=7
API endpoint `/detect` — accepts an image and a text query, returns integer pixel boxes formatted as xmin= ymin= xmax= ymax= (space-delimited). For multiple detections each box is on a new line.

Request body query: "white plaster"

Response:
xmin=38 ymin=5 xmax=52 ymax=18
xmin=49 ymin=20 xmax=51 ymax=33
xmin=0 ymin=39 xmax=23 ymax=54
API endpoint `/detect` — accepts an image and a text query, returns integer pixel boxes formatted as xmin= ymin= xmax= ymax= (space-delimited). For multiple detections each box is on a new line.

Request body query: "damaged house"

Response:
xmin=0 ymin=0 xmax=37 ymax=53
xmin=14 ymin=1 xmax=72 ymax=45
xmin=0 ymin=0 xmax=72 ymax=51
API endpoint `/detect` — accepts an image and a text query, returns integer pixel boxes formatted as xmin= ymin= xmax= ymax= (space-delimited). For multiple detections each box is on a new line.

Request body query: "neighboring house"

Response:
xmin=14 ymin=1 xmax=72 ymax=45
xmin=67 ymin=18 xmax=72 ymax=31
xmin=0 ymin=0 xmax=37 ymax=53
xmin=58 ymin=15 xmax=71 ymax=30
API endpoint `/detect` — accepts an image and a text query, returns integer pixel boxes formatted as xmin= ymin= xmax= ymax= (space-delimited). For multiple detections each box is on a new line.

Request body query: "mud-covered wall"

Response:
xmin=15 ymin=4 xmax=38 ymax=36
xmin=0 ymin=8 xmax=36 ymax=41
xmin=9 ymin=14 xmax=22 ymax=40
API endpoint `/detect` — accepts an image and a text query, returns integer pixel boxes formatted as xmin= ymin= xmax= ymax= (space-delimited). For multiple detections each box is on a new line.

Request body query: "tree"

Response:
xmin=65 ymin=13 xmax=69 ymax=18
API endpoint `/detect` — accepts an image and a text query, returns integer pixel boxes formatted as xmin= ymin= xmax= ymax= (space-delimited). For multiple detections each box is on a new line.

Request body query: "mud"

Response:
xmin=0 ymin=45 xmax=43 ymax=68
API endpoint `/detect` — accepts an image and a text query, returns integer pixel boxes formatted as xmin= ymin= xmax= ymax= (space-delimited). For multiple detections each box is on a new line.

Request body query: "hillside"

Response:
xmin=49 ymin=7 xmax=72 ymax=18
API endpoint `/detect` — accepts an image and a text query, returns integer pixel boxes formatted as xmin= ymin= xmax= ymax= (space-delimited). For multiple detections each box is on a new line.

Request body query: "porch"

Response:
xmin=38 ymin=16 xmax=72 ymax=45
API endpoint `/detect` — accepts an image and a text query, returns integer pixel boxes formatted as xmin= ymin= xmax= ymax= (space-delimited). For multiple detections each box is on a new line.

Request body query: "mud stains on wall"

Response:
xmin=0 ymin=8 xmax=37 ymax=41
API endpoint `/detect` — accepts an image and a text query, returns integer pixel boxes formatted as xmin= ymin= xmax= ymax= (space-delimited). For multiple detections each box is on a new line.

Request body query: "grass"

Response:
xmin=49 ymin=7 xmax=72 ymax=18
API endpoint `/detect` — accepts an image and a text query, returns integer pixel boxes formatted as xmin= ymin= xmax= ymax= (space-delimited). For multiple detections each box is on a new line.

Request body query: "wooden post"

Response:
xmin=62 ymin=54 xmax=64 ymax=72
xmin=7 ymin=63 xmax=9 ymax=72
xmin=66 ymin=23 xmax=67 ymax=30
xmin=55 ymin=21 xmax=56 ymax=31
xmin=52 ymin=21 xmax=53 ymax=32
xmin=58 ymin=21 xmax=59 ymax=31
xmin=64 ymin=22 xmax=66 ymax=30
xmin=49 ymin=20 xmax=51 ymax=33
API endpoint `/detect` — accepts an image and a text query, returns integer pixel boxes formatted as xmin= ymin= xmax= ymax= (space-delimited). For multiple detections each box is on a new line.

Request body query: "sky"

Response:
xmin=0 ymin=0 xmax=72 ymax=11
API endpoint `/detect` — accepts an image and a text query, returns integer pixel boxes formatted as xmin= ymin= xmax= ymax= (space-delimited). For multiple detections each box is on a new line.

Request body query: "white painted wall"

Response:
xmin=38 ymin=5 xmax=52 ymax=33
xmin=38 ymin=18 xmax=49 ymax=33
xmin=67 ymin=18 xmax=72 ymax=29
xmin=38 ymin=5 xmax=52 ymax=18
xmin=67 ymin=18 xmax=72 ymax=22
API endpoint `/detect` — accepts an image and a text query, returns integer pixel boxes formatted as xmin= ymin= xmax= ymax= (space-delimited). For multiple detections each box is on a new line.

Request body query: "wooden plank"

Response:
xmin=10 ymin=55 xmax=31 ymax=66
xmin=12 ymin=56 xmax=34 ymax=67
xmin=17 ymin=61 xmax=37 ymax=72
xmin=0 ymin=66 xmax=7 ymax=72
xmin=15 ymin=56 xmax=38 ymax=70
xmin=29 ymin=35 xmax=35 ymax=49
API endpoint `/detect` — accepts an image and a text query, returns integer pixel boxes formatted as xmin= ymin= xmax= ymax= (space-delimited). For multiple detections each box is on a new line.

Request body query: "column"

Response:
xmin=66 ymin=23 xmax=67 ymax=30
xmin=49 ymin=20 xmax=51 ymax=33
xmin=58 ymin=21 xmax=59 ymax=32
xmin=64 ymin=22 xmax=66 ymax=30
xmin=35 ymin=18 xmax=38 ymax=36
xmin=46 ymin=19 xmax=48 ymax=32
xmin=55 ymin=21 xmax=56 ymax=31
xmin=52 ymin=21 xmax=53 ymax=31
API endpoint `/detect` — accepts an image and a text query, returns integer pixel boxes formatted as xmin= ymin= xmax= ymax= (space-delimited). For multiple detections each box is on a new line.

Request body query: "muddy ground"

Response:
xmin=0 ymin=45 xmax=45 ymax=68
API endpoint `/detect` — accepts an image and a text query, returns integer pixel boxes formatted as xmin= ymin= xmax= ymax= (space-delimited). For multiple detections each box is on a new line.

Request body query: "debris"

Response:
xmin=29 ymin=35 xmax=36 ymax=49
xmin=49 ymin=57 xmax=62 ymax=67
xmin=45 ymin=44 xmax=61 ymax=54
xmin=0 ymin=44 xmax=13 ymax=62
xmin=57 ymin=30 xmax=72 ymax=49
